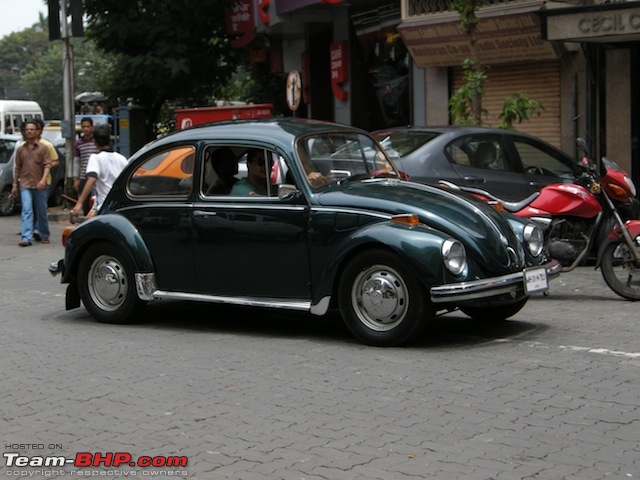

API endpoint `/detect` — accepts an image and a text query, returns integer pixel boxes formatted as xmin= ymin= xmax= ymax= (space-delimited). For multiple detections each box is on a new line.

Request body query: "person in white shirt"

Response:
xmin=71 ymin=123 xmax=127 ymax=216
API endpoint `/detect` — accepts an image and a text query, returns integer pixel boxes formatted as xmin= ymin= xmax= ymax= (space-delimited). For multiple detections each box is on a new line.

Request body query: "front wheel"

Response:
xmin=78 ymin=242 xmax=147 ymax=323
xmin=338 ymin=249 xmax=428 ymax=346
xmin=601 ymin=241 xmax=640 ymax=301
xmin=460 ymin=297 xmax=528 ymax=321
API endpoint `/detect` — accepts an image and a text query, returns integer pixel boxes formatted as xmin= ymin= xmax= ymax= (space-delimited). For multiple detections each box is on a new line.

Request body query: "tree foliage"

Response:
xmin=0 ymin=28 xmax=51 ymax=95
xmin=449 ymin=58 xmax=487 ymax=126
xmin=449 ymin=0 xmax=544 ymax=130
xmin=496 ymin=92 xmax=545 ymax=130
xmin=83 ymin=0 xmax=238 ymax=128
xmin=0 ymin=14 xmax=115 ymax=120
xmin=449 ymin=0 xmax=488 ymax=126
xmin=21 ymin=39 xmax=115 ymax=119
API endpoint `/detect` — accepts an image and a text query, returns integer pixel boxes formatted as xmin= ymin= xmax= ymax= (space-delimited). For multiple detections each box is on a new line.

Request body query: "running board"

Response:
xmin=152 ymin=290 xmax=312 ymax=312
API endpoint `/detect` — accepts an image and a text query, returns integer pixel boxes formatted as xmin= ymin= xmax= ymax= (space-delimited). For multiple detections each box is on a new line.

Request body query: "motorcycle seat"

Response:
xmin=501 ymin=192 xmax=540 ymax=212
xmin=438 ymin=180 xmax=540 ymax=212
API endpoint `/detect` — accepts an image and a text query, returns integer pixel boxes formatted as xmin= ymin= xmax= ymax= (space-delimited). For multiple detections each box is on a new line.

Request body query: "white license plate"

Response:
xmin=524 ymin=267 xmax=548 ymax=294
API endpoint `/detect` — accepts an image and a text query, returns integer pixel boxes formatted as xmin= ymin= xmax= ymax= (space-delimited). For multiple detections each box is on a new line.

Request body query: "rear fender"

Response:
xmin=61 ymin=214 xmax=155 ymax=284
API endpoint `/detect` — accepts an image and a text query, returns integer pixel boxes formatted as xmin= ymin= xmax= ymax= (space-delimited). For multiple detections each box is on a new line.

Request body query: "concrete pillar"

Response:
xmin=605 ymin=48 xmax=632 ymax=173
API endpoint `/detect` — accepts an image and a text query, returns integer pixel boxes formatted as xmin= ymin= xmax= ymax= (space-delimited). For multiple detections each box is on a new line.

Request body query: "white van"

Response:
xmin=0 ymin=100 xmax=44 ymax=135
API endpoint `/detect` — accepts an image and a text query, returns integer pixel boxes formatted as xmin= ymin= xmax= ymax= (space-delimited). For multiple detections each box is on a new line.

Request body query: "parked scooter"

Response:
xmin=439 ymin=138 xmax=640 ymax=300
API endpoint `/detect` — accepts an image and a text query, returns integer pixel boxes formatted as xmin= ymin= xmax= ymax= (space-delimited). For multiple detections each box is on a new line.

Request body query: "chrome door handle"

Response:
xmin=193 ymin=210 xmax=217 ymax=217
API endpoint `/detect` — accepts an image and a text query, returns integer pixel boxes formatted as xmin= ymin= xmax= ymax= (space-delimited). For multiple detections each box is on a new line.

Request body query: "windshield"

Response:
xmin=373 ymin=130 xmax=441 ymax=158
xmin=296 ymin=132 xmax=398 ymax=191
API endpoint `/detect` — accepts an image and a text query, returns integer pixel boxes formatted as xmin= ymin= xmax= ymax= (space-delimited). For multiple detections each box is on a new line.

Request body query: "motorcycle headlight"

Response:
xmin=524 ymin=224 xmax=544 ymax=257
xmin=442 ymin=239 xmax=466 ymax=275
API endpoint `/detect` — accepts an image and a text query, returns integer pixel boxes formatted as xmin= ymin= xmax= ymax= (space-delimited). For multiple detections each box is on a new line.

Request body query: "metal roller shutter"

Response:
xmin=453 ymin=61 xmax=561 ymax=148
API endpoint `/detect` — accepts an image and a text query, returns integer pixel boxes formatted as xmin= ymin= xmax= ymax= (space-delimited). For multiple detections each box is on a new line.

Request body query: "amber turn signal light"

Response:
xmin=391 ymin=213 xmax=420 ymax=226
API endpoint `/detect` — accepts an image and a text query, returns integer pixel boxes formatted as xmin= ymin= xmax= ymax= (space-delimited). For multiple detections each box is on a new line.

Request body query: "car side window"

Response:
xmin=202 ymin=146 xmax=282 ymax=198
xmin=447 ymin=137 xmax=507 ymax=171
xmin=202 ymin=146 xmax=240 ymax=196
xmin=129 ymin=145 xmax=195 ymax=197
xmin=447 ymin=142 xmax=473 ymax=166
xmin=513 ymin=140 xmax=575 ymax=177
xmin=0 ymin=139 xmax=16 ymax=163
xmin=229 ymin=149 xmax=280 ymax=197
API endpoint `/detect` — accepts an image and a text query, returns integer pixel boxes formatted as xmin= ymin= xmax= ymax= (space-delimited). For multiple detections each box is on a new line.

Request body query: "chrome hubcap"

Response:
xmin=352 ymin=265 xmax=408 ymax=332
xmin=88 ymin=255 xmax=127 ymax=311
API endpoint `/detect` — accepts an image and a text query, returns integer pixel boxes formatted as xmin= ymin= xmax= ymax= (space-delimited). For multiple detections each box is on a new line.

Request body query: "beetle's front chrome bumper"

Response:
xmin=430 ymin=259 xmax=561 ymax=303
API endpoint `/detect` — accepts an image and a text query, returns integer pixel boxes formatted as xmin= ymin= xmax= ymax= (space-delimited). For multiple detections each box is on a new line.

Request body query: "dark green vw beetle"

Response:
xmin=51 ymin=118 xmax=560 ymax=346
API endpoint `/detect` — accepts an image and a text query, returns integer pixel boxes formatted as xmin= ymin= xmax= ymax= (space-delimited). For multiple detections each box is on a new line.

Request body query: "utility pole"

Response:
xmin=48 ymin=0 xmax=84 ymax=195
xmin=60 ymin=0 xmax=75 ymax=183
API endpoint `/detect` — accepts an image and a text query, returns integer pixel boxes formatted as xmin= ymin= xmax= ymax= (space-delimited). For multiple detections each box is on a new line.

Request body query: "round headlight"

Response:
xmin=524 ymin=224 xmax=544 ymax=257
xmin=442 ymin=239 xmax=466 ymax=275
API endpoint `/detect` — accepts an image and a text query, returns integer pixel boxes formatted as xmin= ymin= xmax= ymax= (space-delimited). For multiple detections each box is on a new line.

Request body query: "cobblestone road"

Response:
xmin=1 ymin=213 xmax=638 ymax=479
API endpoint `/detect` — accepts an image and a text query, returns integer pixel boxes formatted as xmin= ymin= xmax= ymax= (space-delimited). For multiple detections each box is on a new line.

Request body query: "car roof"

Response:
xmin=0 ymin=133 xmax=22 ymax=141
xmin=137 ymin=118 xmax=368 ymax=158
xmin=372 ymin=125 xmax=553 ymax=141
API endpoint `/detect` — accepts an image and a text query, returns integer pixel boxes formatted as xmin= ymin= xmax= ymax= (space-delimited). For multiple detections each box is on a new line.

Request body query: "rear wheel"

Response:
xmin=601 ymin=240 xmax=640 ymax=301
xmin=0 ymin=188 xmax=16 ymax=216
xmin=78 ymin=242 xmax=147 ymax=323
xmin=460 ymin=298 xmax=528 ymax=321
xmin=338 ymin=249 xmax=428 ymax=346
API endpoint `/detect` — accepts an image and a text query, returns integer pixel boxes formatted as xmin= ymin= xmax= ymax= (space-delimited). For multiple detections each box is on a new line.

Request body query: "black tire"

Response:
xmin=77 ymin=242 xmax=147 ymax=323
xmin=460 ymin=297 xmax=528 ymax=321
xmin=0 ymin=188 xmax=17 ymax=216
xmin=601 ymin=241 xmax=640 ymax=301
xmin=338 ymin=249 xmax=428 ymax=346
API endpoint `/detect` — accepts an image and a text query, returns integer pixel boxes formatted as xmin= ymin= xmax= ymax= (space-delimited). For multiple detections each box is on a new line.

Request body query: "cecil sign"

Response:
xmin=543 ymin=5 xmax=640 ymax=41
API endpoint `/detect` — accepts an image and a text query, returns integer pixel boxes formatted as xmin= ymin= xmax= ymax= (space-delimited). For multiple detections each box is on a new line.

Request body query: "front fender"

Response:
xmin=312 ymin=221 xmax=449 ymax=306
xmin=595 ymin=219 xmax=640 ymax=267
xmin=61 ymin=214 xmax=155 ymax=284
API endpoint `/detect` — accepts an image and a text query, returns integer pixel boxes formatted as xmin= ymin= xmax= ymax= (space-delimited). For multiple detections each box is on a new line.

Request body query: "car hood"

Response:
xmin=316 ymin=179 xmax=524 ymax=271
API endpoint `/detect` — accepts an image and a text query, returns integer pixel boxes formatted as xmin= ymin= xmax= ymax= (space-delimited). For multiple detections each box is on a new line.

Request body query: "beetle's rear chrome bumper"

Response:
xmin=430 ymin=259 xmax=561 ymax=303
xmin=49 ymin=259 xmax=64 ymax=277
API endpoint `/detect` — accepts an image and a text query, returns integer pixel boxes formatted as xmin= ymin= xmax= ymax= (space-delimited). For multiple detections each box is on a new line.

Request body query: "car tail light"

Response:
xmin=61 ymin=225 xmax=74 ymax=247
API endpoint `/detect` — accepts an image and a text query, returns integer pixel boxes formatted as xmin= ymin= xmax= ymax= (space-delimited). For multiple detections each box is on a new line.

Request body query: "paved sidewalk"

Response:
xmin=47 ymin=204 xmax=73 ymax=223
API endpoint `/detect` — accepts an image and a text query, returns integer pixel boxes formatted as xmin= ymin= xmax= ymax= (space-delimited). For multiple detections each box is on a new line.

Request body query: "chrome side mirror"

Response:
xmin=278 ymin=183 xmax=300 ymax=200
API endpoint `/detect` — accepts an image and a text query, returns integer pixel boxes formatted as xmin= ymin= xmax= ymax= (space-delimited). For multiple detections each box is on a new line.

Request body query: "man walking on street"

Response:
xmin=72 ymin=124 xmax=127 ymax=217
xmin=73 ymin=117 xmax=99 ymax=215
xmin=11 ymin=121 xmax=51 ymax=246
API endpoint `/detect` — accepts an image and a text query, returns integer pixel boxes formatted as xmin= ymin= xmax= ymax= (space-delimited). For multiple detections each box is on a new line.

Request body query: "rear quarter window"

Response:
xmin=128 ymin=146 xmax=195 ymax=197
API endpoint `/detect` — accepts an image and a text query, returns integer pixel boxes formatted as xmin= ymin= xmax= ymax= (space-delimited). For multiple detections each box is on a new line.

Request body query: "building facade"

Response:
xmin=228 ymin=0 xmax=639 ymax=187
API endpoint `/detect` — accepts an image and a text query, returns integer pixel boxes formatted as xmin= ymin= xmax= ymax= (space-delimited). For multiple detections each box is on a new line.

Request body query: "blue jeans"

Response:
xmin=20 ymin=188 xmax=49 ymax=242
xmin=34 ymin=184 xmax=50 ymax=235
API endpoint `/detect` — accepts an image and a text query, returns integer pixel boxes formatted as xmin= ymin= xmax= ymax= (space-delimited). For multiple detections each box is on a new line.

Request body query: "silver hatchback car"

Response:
xmin=0 ymin=133 xmax=22 ymax=216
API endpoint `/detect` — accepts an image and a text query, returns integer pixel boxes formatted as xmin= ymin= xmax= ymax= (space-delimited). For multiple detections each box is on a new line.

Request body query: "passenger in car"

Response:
xmin=474 ymin=142 xmax=498 ymax=169
xmin=206 ymin=147 xmax=238 ymax=195
xmin=230 ymin=149 xmax=271 ymax=196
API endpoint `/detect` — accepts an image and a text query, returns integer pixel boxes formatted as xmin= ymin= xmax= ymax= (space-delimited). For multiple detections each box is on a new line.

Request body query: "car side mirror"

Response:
xmin=278 ymin=183 xmax=300 ymax=200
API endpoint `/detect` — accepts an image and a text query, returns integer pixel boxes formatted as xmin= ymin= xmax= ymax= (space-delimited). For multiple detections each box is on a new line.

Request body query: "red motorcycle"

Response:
xmin=440 ymin=138 xmax=640 ymax=300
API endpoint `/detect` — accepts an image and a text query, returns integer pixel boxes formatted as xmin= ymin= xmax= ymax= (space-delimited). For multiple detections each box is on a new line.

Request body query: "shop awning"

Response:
xmin=398 ymin=6 xmax=563 ymax=68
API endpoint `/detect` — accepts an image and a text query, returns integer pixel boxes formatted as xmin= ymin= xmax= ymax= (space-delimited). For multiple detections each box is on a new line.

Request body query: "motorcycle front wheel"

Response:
xmin=601 ymin=241 xmax=640 ymax=301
